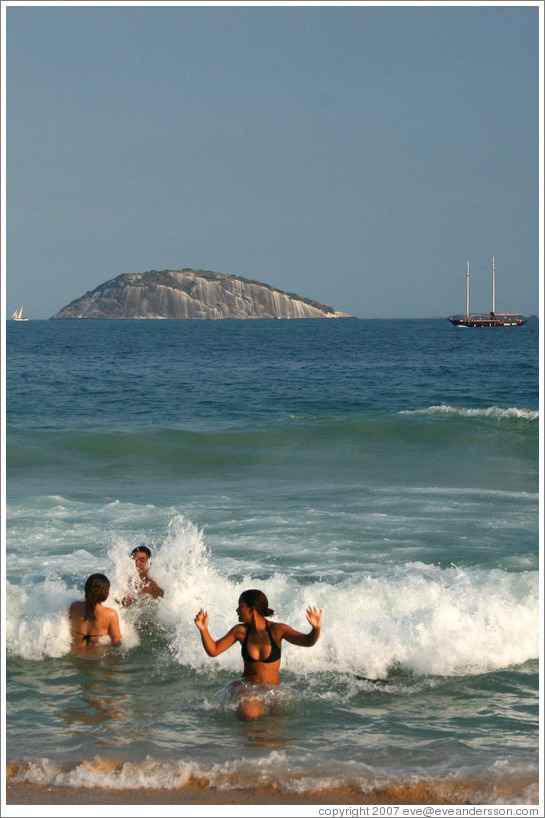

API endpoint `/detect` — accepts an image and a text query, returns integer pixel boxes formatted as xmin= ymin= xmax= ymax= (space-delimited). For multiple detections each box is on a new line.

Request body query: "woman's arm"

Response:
xmin=108 ymin=609 xmax=122 ymax=646
xmin=276 ymin=605 xmax=323 ymax=647
xmin=194 ymin=608 xmax=241 ymax=656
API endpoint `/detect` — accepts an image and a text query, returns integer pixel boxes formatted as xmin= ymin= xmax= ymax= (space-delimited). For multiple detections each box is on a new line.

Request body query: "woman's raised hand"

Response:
xmin=305 ymin=605 xmax=323 ymax=630
xmin=194 ymin=608 xmax=209 ymax=631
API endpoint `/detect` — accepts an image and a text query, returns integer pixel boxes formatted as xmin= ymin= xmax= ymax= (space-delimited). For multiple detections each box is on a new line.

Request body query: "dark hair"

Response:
xmin=239 ymin=589 xmax=274 ymax=618
xmin=131 ymin=545 xmax=152 ymax=558
xmin=84 ymin=574 xmax=110 ymax=620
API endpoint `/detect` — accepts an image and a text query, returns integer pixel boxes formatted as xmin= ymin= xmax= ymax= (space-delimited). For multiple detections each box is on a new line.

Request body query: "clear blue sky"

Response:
xmin=3 ymin=1 xmax=541 ymax=319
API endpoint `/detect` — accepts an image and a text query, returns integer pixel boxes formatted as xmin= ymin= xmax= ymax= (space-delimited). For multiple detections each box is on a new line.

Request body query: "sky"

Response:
xmin=2 ymin=1 xmax=542 ymax=319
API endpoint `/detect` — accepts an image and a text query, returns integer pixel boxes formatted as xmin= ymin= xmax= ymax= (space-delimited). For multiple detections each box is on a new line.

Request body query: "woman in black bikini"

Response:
xmin=70 ymin=574 xmax=122 ymax=651
xmin=194 ymin=589 xmax=322 ymax=719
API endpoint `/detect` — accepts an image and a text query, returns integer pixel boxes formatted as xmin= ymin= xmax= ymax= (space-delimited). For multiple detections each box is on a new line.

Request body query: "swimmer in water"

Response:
xmin=121 ymin=546 xmax=164 ymax=606
xmin=194 ymin=589 xmax=322 ymax=720
xmin=70 ymin=573 xmax=122 ymax=650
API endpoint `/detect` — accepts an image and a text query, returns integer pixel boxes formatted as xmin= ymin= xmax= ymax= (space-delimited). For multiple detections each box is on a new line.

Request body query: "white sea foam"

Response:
xmin=320 ymin=563 xmax=538 ymax=679
xmin=6 ymin=514 xmax=539 ymax=676
xmin=5 ymin=580 xmax=74 ymax=660
xmin=400 ymin=405 xmax=538 ymax=421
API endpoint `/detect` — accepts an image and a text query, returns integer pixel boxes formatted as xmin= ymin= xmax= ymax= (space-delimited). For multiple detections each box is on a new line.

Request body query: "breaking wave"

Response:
xmin=6 ymin=515 xmax=539 ymax=677
xmin=400 ymin=405 xmax=538 ymax=421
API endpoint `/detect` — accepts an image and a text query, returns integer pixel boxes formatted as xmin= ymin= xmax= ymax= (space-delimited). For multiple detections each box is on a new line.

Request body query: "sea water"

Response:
xmin=4 ymin=318 xmax=540 ymax=804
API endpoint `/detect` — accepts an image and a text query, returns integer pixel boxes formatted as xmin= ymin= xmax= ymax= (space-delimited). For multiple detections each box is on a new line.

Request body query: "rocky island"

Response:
xmin=51 ymin=269 xmax=352 ymax=320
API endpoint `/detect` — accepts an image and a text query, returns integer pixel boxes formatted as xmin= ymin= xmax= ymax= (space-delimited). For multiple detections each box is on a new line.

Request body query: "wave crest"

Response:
xmin=400 ymin=405 xmax=538 ymax=421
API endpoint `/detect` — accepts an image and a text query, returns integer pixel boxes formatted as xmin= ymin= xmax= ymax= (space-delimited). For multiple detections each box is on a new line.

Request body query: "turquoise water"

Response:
xmin=5 ymin=318 xmax=540 ymax=803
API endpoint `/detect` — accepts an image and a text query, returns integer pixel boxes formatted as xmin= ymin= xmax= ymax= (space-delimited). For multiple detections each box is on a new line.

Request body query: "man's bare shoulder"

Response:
xmin=144 ymin=578 xmax=164 ymax=598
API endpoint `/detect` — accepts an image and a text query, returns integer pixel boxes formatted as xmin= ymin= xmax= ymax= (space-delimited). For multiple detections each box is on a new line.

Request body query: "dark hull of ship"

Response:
xmin=447 ymin=314 xmax=526 ymax=328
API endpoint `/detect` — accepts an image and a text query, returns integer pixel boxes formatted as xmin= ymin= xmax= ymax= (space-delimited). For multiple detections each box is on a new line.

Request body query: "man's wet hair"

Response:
xmin=131 ymin=545 xmax=152 ymax=558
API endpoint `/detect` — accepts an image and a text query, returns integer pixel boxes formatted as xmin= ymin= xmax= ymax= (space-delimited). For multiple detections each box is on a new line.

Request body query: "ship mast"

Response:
xmin=491 ymin=256 xmax=496 ymax=315
xmin=466 ymin=262 xmax=470 ymax=320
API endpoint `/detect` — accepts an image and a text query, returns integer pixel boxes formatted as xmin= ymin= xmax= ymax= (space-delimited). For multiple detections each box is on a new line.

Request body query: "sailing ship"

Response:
xmin=446 ymin=258 xmax=526 ymax=327
xmin=12 ymin=306 xmax=30 ymax=321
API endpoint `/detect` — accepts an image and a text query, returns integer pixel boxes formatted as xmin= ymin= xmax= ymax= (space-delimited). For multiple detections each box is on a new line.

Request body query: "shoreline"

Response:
xmin=2 ymin=781 xmax=461 ymax=805
xmin=6 ymin=779 xmax=538 ymax=807
xmin=5 ymin=762 xmax=539 ymax=807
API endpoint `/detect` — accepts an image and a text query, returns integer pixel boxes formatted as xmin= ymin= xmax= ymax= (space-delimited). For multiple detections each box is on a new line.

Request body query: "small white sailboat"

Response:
xmin=12 ymin=306 xmax=30 ymax=321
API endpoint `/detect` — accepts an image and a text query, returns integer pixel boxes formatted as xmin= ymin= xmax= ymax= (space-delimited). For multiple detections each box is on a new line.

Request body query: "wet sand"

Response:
xmin=5 ymin=783 xmax=362 ymax=805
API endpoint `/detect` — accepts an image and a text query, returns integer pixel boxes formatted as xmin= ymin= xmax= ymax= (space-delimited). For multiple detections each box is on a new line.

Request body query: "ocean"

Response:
xmin=4 ymin=317 xmax=540 ymax=806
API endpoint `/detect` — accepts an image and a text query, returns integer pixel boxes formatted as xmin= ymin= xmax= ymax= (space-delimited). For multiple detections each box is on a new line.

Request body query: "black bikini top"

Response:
xmin=241 ymin=622 xmax=281 ymax=664
xmin=72 ymin=630 xmax=106 ymax=645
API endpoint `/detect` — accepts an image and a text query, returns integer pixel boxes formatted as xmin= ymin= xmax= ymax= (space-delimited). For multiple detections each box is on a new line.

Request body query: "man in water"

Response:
xmin=121 ymin=545 xmax=164 ymax=606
